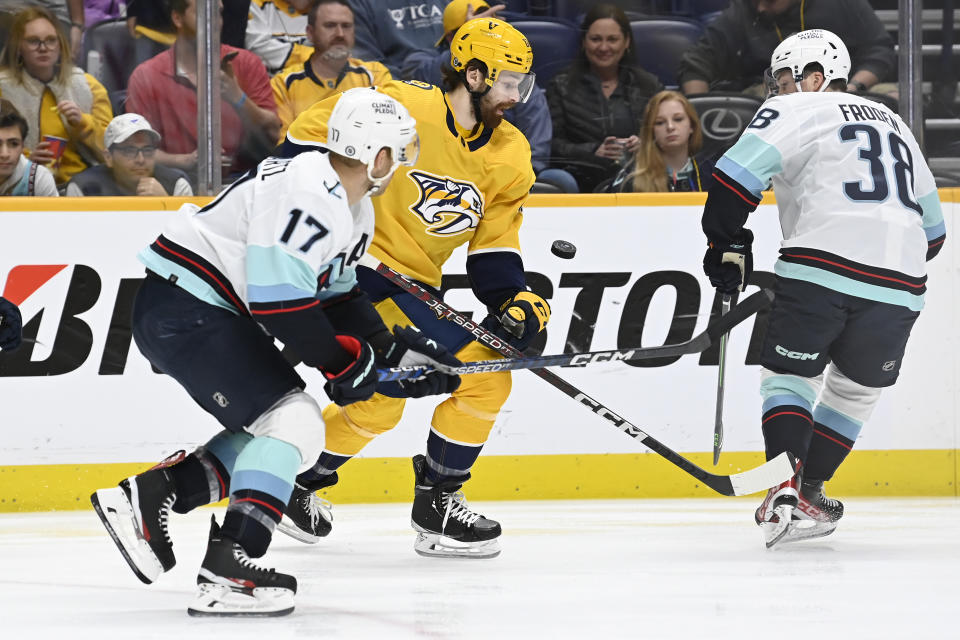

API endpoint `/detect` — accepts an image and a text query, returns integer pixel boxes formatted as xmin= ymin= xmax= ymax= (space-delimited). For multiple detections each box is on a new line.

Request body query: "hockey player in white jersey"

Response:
xmin=700 ymin=29 xmax=946 ymax=548
xmin=90 ymin=87 xmax=462 ymax=616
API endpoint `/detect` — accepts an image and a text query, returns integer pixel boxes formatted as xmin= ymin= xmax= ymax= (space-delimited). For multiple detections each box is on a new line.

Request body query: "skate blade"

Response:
xmin=778 ymin=521 xmax=839 ymax=545
xmin=761 ymin=504 xmax=795 ymax=549
xmin=90 ymin=488 xmax=163 ymax=584
xmin=413 ymin=532 xmax=501 ymax=559
xmin=187 ymin=583 xmax=295 ymax=617
xmin=276 ymin=515 xmax=322 ymax=545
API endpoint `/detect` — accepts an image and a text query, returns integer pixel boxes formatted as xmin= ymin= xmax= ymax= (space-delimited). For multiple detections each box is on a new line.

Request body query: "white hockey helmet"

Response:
xmin=325 ymin=87 xmax=419 ymax=193
xmin=769 ymin=29 xmax=851 ymax=93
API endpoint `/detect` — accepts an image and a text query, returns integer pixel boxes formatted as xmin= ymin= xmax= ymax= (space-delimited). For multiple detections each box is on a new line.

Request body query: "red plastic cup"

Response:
xmin=42 ymin=135 xmax=67 ymax=165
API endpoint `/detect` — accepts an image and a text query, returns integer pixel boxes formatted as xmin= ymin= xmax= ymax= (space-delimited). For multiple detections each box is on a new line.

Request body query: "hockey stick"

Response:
xmin=378 ymin=288 xmax=770 ymax=381
xmin=713 ymin=294 xmax=733 ymax=466
xmin=359 ymin=255 xmax=795 ymax=497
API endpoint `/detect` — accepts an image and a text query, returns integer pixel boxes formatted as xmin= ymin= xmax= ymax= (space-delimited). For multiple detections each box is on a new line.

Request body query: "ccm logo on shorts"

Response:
xmin=775 ymin=345 xmax=819 ymax=360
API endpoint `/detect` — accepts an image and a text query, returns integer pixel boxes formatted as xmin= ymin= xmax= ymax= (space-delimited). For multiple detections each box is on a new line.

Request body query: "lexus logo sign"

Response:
xmin=700 ymin=108 xmax=745 ymax=141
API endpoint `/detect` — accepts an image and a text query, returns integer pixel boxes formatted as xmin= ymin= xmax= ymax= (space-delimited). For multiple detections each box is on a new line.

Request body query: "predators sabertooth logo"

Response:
xmin=407 ymin=170 xmax=484 ymax=236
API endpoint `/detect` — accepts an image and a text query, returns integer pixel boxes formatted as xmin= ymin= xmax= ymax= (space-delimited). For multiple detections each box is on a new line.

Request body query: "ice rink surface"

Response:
xmin=2 ymin=498 xmax=957 ymax=639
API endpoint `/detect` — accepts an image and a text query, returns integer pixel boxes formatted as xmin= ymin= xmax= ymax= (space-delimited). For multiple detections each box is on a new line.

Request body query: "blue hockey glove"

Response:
xmin=703 ymin=229 xmax=754 ymax=295
xmin=480 ymin=291 xmax=551 ymax=351
xmin=322 ymin=335 xmax=378 ymax=406
xmin=0 ymin=297 xmax=23 ymax=351
xmin=377 ymin=325 xmax=462 ymax=398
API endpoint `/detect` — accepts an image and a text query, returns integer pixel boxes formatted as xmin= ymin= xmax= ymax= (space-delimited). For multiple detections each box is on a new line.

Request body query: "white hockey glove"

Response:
xmin=377 ymin=326 xmax=462 ymax=398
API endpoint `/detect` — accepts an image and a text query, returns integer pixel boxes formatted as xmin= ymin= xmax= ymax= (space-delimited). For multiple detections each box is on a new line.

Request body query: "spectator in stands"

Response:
xmin=349 ymin=0 xmax=448 ymax=77
xmin=6 ymin=1 xmax=86 ymax=63
xmin=0 ymin=6 xmax=112 ymax=188
xmin=125 ymin=0 xmax=281 ymax=185
xmin=604 ymin=90 xmax=714 ymax=193
xmin=272 ymin=0 xmax=391 ymax=140
xmin=401 ymin=1 xmax=576 ymax=192
xmin=546 ymin=3 xmax=662 ymax=193
xmin=678 ymin=0 xmax=895 ymax=97
xmin=246 ymin=0 xmax=314 ymax=75
xmin=0 ymin=98 xmax=59 ymax=196
xmin=84 ymin=0 xmax=125 ymax=28
xmin=66 ymin=112 xmax=193 ymax=196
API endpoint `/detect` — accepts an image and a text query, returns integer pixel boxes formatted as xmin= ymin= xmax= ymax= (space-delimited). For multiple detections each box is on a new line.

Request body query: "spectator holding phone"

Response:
xmin=0 ymin=6 xmax=112 ymax=188
xmin=545 ymin=3 xmax=662 ymax=192
xmin=126 ymin=0 xmax=281 ymax=185
xmin=604 ymin=91 xmax=715 ymax=193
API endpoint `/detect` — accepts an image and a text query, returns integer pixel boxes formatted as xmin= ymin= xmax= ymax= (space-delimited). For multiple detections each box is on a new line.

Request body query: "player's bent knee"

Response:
xmin=820 ymin=366 xmax=882 ymax=423
xmin=759 ymin=367 xmax=823 ymax=408
xmin=247 ymin=389 xmax=326 ymax=473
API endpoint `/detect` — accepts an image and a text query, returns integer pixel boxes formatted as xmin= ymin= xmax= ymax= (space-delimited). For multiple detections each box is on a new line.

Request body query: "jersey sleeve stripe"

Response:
xmin=247 ymin=245 xmax=319 ymax=295
xmin=711 ymin=169 xmax=762 ymax=206
xmin=249 ymin=298 xmax=320 ymax=315
xmin=248 ymin=282 xmax=317 ymax=303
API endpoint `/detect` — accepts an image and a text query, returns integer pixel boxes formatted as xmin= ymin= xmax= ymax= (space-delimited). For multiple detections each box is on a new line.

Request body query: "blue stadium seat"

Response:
xmin=630 ymin=19 xmax=704 ymax=88
xmin=510 ymin=20 xmax=580 ymax=87
xmin=686 ymin=93 xmax=762 ymax=161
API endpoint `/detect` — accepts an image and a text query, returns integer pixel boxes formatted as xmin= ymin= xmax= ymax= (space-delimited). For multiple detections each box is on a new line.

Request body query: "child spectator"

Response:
xmin=0 ymin=98 xmax=58 ymax=196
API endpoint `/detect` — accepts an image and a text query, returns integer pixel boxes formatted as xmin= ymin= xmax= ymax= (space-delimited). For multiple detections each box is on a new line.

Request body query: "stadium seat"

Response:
xmin=630 ymin=19 xmax=703 ymax=88
xmin=511 ymin=20 xmax=580 ymax=87
xmin=686 ymin=92 xmax=762 ymax=161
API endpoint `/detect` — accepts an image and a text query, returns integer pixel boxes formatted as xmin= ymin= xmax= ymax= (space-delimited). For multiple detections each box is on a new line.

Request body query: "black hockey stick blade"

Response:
xmin=360 ymin=256 xmax=793 ymax=496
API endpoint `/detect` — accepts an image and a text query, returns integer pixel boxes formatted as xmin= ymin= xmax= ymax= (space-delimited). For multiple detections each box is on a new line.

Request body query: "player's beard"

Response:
xmin=479 ymin=95 xmax=514 ymax=130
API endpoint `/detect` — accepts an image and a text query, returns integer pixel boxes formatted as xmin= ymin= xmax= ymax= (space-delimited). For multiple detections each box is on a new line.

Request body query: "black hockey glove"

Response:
xmin=377 ymin=325 xmax=462 ymax=398
xmin=0 ymin=297 xmax=23 ymax=351
xmin=480 ymin=291 xmax=551 ymax=351
xmin=322 ymin=334 xmax=378 ymax=406
xmin=703 ymin=229 xmax=754 ymax=295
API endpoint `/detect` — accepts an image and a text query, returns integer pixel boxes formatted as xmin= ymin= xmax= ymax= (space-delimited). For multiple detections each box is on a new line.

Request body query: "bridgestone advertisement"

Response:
xmin=0 ymin=200 xmax=955 ymax=465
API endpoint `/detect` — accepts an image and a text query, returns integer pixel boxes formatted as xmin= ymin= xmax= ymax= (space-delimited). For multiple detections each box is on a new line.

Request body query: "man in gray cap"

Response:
xmin=66 ymin=113 xmax=194 ymax=197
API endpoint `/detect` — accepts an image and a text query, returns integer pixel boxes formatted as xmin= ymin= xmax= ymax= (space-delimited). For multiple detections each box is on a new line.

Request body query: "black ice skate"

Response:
xmin=754 ymin=468 xmax=800 ymax=549
xmin=188 ymin=516 xmax=297 ymax=617
xmin=90 ymin=468 xmax=177 ymax=584
xmin=276 ymin=473 xmax=338 ymax=544
xmin=410 ymin=454 xmax=501 ymax=559
xmin=786 ymin=480 xmax=844 ymax=542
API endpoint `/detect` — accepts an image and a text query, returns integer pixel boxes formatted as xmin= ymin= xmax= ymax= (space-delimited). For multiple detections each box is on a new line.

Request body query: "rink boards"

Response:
xmin=0 ymin=191 xmax=956 ymax=510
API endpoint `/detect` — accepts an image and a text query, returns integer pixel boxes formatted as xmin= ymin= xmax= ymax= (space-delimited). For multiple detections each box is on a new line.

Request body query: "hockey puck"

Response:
xmin=551 ymin=240 xmax=577 ymax=259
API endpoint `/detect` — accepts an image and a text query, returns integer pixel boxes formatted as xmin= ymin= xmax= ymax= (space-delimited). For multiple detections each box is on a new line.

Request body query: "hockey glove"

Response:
xmin=480 ymin=291 xmax=551 ymax=351
xmin=322 ymin=335 xmax=378 ymax=406
xmin=377 ymin=325 xmax=462 ymax=398
xmin=0 ymin=297 xmax=22 ymax=351
xmin=703 ymin=229 xmax=754 ymax=295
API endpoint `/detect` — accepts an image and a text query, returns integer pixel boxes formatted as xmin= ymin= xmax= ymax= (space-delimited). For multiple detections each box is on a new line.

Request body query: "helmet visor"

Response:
xmin=493 ymin=70 xmax=537 ymax=104
xmin=397 ymin=132 xmax=420 ymax=167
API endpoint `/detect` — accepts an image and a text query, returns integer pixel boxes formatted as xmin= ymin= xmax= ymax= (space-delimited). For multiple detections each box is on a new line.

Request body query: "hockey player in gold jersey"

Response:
xmin=277 ymin=18 xmax=550 ymax=558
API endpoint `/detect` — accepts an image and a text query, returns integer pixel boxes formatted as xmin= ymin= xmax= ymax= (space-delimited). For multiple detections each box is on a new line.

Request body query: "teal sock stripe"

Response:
xmin=230 ymin=436 xmax=300 ymax=502
xmin=203 ymin=430 xmax=253 ymax=475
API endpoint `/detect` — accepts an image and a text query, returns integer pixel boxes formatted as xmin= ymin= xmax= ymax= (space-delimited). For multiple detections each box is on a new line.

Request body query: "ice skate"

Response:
xmin=754 ymin=471 xmax=800 ymax=549
xmin=410 ymin=454 xmax=501 ymax=559
xmin=780 ymin=480 xmax=844 ymax=544
xmin=90 ymin=468 xmax=177 ymax=584
xmin=277 ymin=474 xmax=338 ymax=544
xmin=188 ymin=516 xmax=296 ymax=617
